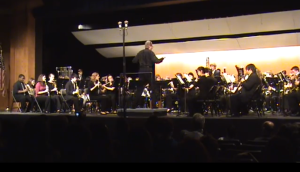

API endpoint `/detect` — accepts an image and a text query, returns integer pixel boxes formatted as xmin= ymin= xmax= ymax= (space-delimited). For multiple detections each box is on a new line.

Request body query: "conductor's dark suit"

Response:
xmin=230 ymin=72 xmax=262 ymax=116
xmin=132 ymin=48 xmax=164 ymax=108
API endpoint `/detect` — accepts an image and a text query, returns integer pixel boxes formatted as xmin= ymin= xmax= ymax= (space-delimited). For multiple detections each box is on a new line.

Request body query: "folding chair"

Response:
xmin=59 ymin=89 xmax=71 ymax=112
xmin=11 ymin=91 xmax=24 ymax=112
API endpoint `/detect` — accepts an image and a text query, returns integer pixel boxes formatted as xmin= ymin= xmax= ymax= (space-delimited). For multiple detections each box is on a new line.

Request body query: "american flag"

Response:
xmin=0 ymin=51 xmax=5 ymax=97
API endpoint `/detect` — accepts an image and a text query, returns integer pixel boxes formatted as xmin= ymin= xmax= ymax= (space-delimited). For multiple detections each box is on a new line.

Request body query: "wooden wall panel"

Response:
xmin=5 ymin=0 xmax=43 ymax=111
xmin=0 ymin=14 xmax=10 ymax=110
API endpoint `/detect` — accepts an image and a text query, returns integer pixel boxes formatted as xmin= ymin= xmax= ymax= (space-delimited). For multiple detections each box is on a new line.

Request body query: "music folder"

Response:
xmin=175 ymin=75 xmax=185 ymax=85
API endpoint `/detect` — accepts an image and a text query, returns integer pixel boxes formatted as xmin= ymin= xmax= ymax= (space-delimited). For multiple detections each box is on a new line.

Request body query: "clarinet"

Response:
xmin=45 ymin=81 xmax=50 ymax=96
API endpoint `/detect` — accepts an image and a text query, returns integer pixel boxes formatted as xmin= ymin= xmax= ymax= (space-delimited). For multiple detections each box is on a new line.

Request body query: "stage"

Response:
xmin=0 ymin=109 xmax=299 ymax=142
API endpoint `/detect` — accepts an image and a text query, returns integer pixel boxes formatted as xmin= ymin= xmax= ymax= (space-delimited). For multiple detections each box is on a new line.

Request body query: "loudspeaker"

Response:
xmin=117 ymin=108 xmax=168 ymax=117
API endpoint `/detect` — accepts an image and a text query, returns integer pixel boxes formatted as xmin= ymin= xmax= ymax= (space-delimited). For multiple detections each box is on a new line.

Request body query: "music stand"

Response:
xmin=265 ymin=77 xmax=279 ymax=113
xmin=175 ymin=74 xmax=188 ymax=115
xmin=276 ymin=72 xmax=288 ymax=115
xmin=156 ymin=80 xmax=171 ymax=107
xmin=57 ymin=78 xmax=71 ymax=112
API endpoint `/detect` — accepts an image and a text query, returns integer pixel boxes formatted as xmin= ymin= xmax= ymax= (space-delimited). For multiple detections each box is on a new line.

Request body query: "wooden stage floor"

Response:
xmin=0 ymin=109 xmax=299 ymax=142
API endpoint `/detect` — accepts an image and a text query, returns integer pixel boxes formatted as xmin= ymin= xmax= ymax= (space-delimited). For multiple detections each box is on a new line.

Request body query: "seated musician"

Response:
xmin=12 ymin=74 xmax=34 ymax=112
xmin=230 ymin=64 xmax=262 ymax=117
xmin=185 ymin=72 xmax=196 ymax=113
xmin=25 ymin=77 xmax=35 ymax=96
xmin=286 ymin=66 xmax=300 ymax=116
xmin=119 ymin=76 xmax=134 ymax=108
xmin=165 ymin=73 xmax=184 ymax=112
xmin=35 ymin=74 xmax=51 ymax=113
xmin=88 ymin=72 xmax=109 ymax=115
xmin=65 ymin=73 xmax=83 ymax=112
xmin=210 ymin=63 xmax=221 ymax=78
xmin=188 ymin=67 xmax=217 ymax=116
xmin=156 ymin=74 xmax=162 ymax=81
xmin=77 ymin=69 xmax=86 ymax=91
xmin=263 ymin=73 xmax=278 ymax=112
xmin=47 ymin=73 xmax=62 ymax=113
xmin=102 ymin=74 xmax=117 ymax=113
xmin=27 ymin=78 xmax=35 ymax=89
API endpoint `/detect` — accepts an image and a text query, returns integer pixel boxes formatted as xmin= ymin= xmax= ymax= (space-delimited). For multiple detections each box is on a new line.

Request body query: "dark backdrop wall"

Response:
xmin=41 ymin=28 xmax=138 ymax=78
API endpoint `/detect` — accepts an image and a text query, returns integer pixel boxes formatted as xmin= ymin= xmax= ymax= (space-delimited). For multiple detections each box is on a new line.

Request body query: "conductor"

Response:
xmin=132 ymin=40 xmax=165 ymax=108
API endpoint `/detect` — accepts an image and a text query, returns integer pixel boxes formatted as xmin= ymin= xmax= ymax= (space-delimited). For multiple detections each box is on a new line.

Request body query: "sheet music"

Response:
xmin=223 ymin=74 xmax=234 ymax=84
xmin=183 ymin=74 xmax=191 ymax=82
xmin=176 ymin=75 xmax=185 ymax=84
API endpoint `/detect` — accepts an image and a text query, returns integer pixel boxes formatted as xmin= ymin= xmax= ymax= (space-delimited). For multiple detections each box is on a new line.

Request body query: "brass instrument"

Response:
xmin=26 ymin=84 xmax=35 ymax=96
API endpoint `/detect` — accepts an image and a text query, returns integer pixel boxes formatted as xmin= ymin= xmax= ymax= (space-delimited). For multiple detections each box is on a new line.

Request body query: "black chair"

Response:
xmin=197 ymin=85 xmax=219 ymax=116
xmin=11 ymin=91 xmax=23 ymax=112
xmin=248 ymin=85 xmax=265 ymax=117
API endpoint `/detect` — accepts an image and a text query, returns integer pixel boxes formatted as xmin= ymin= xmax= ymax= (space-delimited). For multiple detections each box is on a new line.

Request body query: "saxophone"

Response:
xmin=74 ymin=82 xmax=80 ymax=98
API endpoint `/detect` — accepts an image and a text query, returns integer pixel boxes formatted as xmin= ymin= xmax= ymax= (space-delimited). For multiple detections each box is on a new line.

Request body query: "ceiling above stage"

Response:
xmin=94 ymin=33 xmax=300 ymax=57
xmin=72 ymin=10 xmax=300 ymax=58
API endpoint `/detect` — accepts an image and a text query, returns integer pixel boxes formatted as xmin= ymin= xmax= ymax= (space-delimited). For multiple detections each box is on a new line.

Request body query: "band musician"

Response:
xmin=210 ymin=63 xmax=221 ymax=78
xmin=132 ymin=40 xmax=165 ymax=108
xmin=12 ymin=74 xmax=34 ymax=112
xmin=65 ymin=73 xmax=83 ymax=112
xmin=77 ymin=69 xmax=86 ymax=90
xmin=286 ymin=66 xmax=300 ymax=116
xmin=47 ymin=73 xmax=62 ymax=113
xmin=188 ymin=67 xmax=217 ymax=116
xmin=102 ymin=74 xmax=117 ymax=113
xmin=185 ymin=72 xmax=197 ymax=113
xmin=230 ymin=64 xmax=262 ymax=117
xmin=35 ymin=74 xmax=51 ymax=113
xmin=27 ymin=78 xmax=35 ymax=89
xmin=88 ymin=72 xmax=109 ymax=115
xmin=165 ymin=73 xmax=184 ymax=112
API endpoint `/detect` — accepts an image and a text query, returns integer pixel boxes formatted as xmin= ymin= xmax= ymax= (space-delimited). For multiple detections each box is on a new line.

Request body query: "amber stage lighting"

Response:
xmin=155 ymin=46 xmax=300 ymax=79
